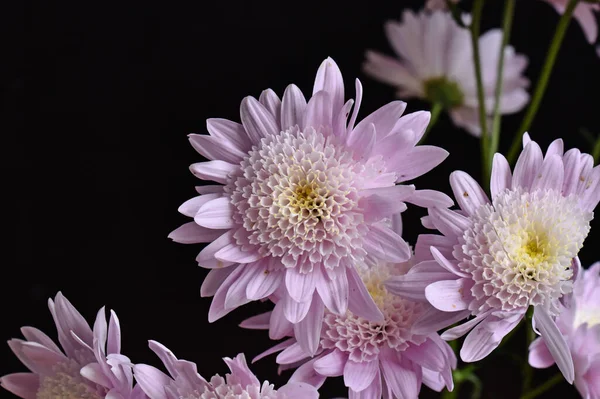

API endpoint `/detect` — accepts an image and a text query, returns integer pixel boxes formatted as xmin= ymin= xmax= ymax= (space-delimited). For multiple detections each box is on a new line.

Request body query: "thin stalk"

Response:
xmin=418 ymin=102 xmax=443 ymax=145
xmin=520 ymin=373 xmax=564 ymax=399
xmin=522 ymin=307 xmax=536 ymax=394
xmin=593 ymin=136 xmax=600 ymax=164
xmin=469 ymin=0 xmax=489 ymax=181
xmin=506 ymin=0 xmax=580 ymax=163
xmin=487 ymin=0 xmax=516 ymax=187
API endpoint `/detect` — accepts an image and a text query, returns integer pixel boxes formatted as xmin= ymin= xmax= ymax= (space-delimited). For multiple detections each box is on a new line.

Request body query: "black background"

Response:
xmin=4 ymin=1 xmax=600 ymax=398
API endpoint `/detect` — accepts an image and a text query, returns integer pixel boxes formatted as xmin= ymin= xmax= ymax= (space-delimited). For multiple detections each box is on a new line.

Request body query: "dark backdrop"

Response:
xmin=4 ymin=1 xmax=599 ymax=398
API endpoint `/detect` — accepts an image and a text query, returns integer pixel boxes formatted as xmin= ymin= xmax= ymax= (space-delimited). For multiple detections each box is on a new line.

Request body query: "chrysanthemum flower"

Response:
xmin=387 ymin=134 xmax=600 ymax=383
xmin=363 ymin=10 xmax=529 ymax=136
xmin=169 ymin=56 xmax=451 ymax=352
xmin=529 ymin=262 xmax=600 ymax=398
xmin=242 ymin=256 xmax=456 ymax=399
xmin=133 ymin=341 xmax=318 ymax=399
xmin=541 ymin=0 xmax=599 ymax=44
xmin=0 ymin=292 xmax=146 ymax=399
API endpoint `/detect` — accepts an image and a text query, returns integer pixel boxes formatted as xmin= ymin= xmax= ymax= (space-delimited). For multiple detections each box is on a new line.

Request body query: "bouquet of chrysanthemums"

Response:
xmin=4 ymin=1 xmax=600 ymax=398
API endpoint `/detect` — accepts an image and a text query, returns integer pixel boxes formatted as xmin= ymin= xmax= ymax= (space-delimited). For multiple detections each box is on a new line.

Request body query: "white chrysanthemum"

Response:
xmin=363 ymin=10 xmax=529 ymax=136
xmin=460 ymin=188 xmax=591 ymax=315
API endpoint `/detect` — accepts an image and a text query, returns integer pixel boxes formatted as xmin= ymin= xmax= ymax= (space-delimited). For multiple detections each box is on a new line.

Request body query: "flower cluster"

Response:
xmin=4 ymin=2 xmax=600 ymax=399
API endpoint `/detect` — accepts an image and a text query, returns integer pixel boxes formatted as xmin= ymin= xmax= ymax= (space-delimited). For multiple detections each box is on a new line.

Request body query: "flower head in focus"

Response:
xmin=242 ymin=257 xmax=456 ymax=398
xmin=529 ymin=263 xmax=600 ymax=398
xmin=0 ymin=292 xmax=146 ymax=399
xmin=363 ymin=10 xmax=529 ymax=136
xmin=169 ymin=56 xmax=452 ymax=353
xmin=541 ymin=0 xmax=600 ymax=44
xmin=133 ymin=341 xmax=318 ymax=399
xmin=387 ymin=134 xmax=600 ymax=384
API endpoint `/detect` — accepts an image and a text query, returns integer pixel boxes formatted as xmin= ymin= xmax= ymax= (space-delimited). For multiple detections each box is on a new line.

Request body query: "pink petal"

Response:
xmin=343 ymin=359 xmax=379 ymax=392
xmin=245 ymin=262 xmax=282 ymax=300
xmin=385 ymin=260 xmax=456 ymax=302
xmin=303 ymin=90 xmax=332 ymax=132
xmin=359 ymin=187 xmax=409 ymax=223
xmin=208 ymin=265 xmax=243 ymax=322
xmin=201 ymin=267 xmax=236 ymax=297
xmin=533 ymin=306 xmax=575 ymax=383
xmin=425 ymin=279 xmax=472 ymax=312
xmin=214 ymin=242 xmax=263 ymax=264
xmin=51 ymin=293 xmax=94 ymax=356
xmin=206 ymin=118 xmax=251 ymax=152
xmin=403 ymin=338 xmax=446 ymax=372
xmin=314 ymin=349 xmax=348 ymax=377
xmin=278 ymin=382 xmax=319 ymax=399
xmin=562 ymin=148 xmax=583 ymax=196
xmin=313 ymin=57 xmax=344 ymax=117
xmin=528 ymin=337 xmax=555 ymax=369
xmin=189 ymin=160 xmax=237 ymax=185
xmin=347 ymin=122 xmax=376 ymax=161
xmin=285 ymin=267 xmax=318 ymax=303
xmin=333 ymin=99 xmax=354 ymax=139
xmin=315 ymin=265 xmax=349 ymax=315
xmin=107 ymin=310 xmax=121 ymax=355
xmin=269 ymin=301 xmax=294 ymax=340
xmin=19 ymin=327 xmax=61 ymax=355
xmin=440 ymin=311 xmax=492 ymax=341
xmin=490 ymin=153 xmax=512 ymax=199
xmin=223 ymin=354 xmax=260 ymax=388
xmin=133 ymin=364 xmax=171 ymax=399
xmin=394 ymin=110 xmax=431 ymax=143
xmin=389 ymin=145 xmax=449 ymax=183
xmin=281 ymin=84 xmax=307 ymax=130
xmin=379 ymin=349 xmax=419 ymax=399
xmin=531 ymin=154 xmax=564 ymax=192
xmin=195 ymin=231 xmax=236 ymax=269
xmin=347 ymin=79 xmax=363 ymax=133
xmin=179 ymin=195 xmax=222 ymax=217
xmin=363 ymin=224 xmax=411 ymax=263
xmin=0 ymin=373 xmax=39 ymax=399
xmin=294 ymin=296 xmax=325 ymax=355
xmin=194 ymin=197 xmax=235 ymax=230
xmin=430 ymin=247 xmax=469 ymax=277
xmin=406 ymin=189 xmax=454 ymax=209
xmin=276 ymin=343 xmax=309 ymax=365
xmin=546 ymin=138 xmax=564 ymax=158
xmin=195 ymin=184 xmax=223 ymax=194
xmin=460 ymin=317 xmax=501 ymax=362
xmin=428 ymin=207 xmax=470 ymax=238
xmin=415 ymin=234 xmax=454 ymax=261
xmin=259 ymin=89 xmax=281 ymax=126
xmin=239 ymin=311 xmax=271 ymax=330
xmin=19 ymin=341 xmax=68 ymax=375
xmin=413 ymin=307 xmax=471 ymax=335
xmin=288 ymin=356 xmax=327 ymax=389
xmin=348 ymin=370 xmax=382 ymax=399
xmin=188 ymin=134 xmax=246 ymax=164
xmin=282 ymin=293 xmax=312 ymax=324
xmin=573 ymin=3 xmax=598 ymax=43
xmin=347 ymin=266 xmax=384 ymax=322
xmin=349 ymin=100 xmax=406 ymax=143
xmin=81 ymin=363 xmax=112 ymax=388
xmin=252 ymin=338 xmax=295 ymax=363
xmin=239 ymin=96 xmax=279 ymax=143
xmin=512 ymin=140 xmax=543 ymax=190
xmin=450 ymin=171 xmax=490 ymax=216
xmin=224 ymin=265 xmax=256 ymax=310
xmin=168 ymin=222 xmax=223 ymax=244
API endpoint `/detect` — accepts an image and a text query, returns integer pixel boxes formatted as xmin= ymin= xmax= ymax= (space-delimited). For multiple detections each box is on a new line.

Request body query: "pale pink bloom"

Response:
xmin=363 ymin=10 xmax=529 ymax=136
xmin=0 ymin=292 xmax=147 ymax=399
xmin=541 ymin=0 xmax=600 ymax=43
xmin=529 ymin=263 xmax=600 ymax=398
xmin=169 ymin=56 xmax=452 ymax=353
xmin=387 ymin=134 xmax=600 ymax=384
xmin=133 ymin=341 xmax=318 ymax=399
xmin=242 ymin=257 xmax=456 ymax=399
xmin=425 ymin=0 xmax=459 ymax=11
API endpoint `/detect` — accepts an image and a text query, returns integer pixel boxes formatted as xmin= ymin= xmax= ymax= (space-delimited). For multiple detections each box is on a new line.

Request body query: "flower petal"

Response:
xmin=188 ymin=134 xmax=246 ymax=164
xmin=389 ymin=145 xmax=449 ymax=183
xmin=359 ymin=187 xmax=410 ymax=223
xmin=281 ymin=84 xmax=307 ymax=130
xmin=363 ymin=224 xmax=411 ymax=263
xmin=428 ymin=207 xmax=471 ymax=237
xmin=303 ymin=90 xmax=332 ymax=132
xmin=406 ymin=189 xmax=454 ymax=209
xmin=314 ymin=349 xmax=348 ymax=377
xmin=386 ymin=260 xmax=456 ymax=302
xmin=294 ymin=296 xmax=325 ymax=356
xmin=168 ymin=222 xmax=224 ymax=244
xmin=194 ymin=197 xmax=235 ymax=230
xmin=528 ymin=337 xmax=555 ymax=369
xmin=450 ymin=171 xmax=490 ymax=216
xmin=282 ymin=294 xmax=312 ymax=324
xmin=379 ymin=349 xmax=419 ymax=399
xmin=133 ymin=364 xmax=171 ymax=399
xmin=313 ymin=57 xmax=344 ymax=117
xmin=0 ymin=373 xmax=38 ymax=399
xmin=316 ymin=265 xmax=349 ymax=315
xmin=224 ymin=265 xmax=256 ymax=310
xmin=177 ymin=194 xmax=221 ymax=217
xmin=533 ymin=306 xmax=575 ymax=383
xmin=285 ymin=267 xmax=318 ymax=303
xmin=347 ymin=266 xmax=384 ymax=322
xmin=201 ymin=267 xmax=236 ymax=297
xmin=206 ymin=118 xmax=251 ymax=152
xmin=276 ymin=343 xmax=309 ymax=365
xmin=259 ymin=89 xmax=282 ymax=126
xmin=349 ymin=100 xmax=407 ymax=143
xmin=425 ymin=279 xmax=472 ymax=312
xmin=512 ymin=140 xmax=543 ymax=190
xmin=245 ymin=263 xmax=282 ymax=301
xmin=269 ymin=300 xmax=294 ymax=340
xmin=240 ymin=96 xmax=279 ymax=143
xmin=208 ymin=265 xmax=243 ymax=322
xmin=531 ymin=154 xmax=564 ymax=192
xmin=277 ymin=382 xmax=319 ymax=399
xmin=490 ymin=153 xmax=512 ymax=199
xmin=413 ymin=307 xmax=471 ymax=335
xmin=214 ymin=241 xmax=263 ymax=264
xmin=190 ymin=160 xmax=237 ymax=185
xmin=239 ymin=311 xmax=271 ymax=330
xmin=343 ymin=359 xmax=379 ymax=392
xmin=196 ymin=231 xmax=236 ymax=269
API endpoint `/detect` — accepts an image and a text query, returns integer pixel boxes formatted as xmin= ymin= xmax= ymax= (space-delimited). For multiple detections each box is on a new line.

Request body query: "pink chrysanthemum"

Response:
xmin=0 ymin=292 xmax=147 ymax=399
xmin=169 ymin=57 xmax=452 ymax=352
xmin=133 ymin=341 xmax=318 ymax=399
xmin=387 ymin=134 xmax=600 ymax=384
xmin=242 ymin=257 xmax=456 ymax=399
xmin=363 ymin=10 xmax=529 ymax=136
xmin=541 ymin=0 xmax=599 ymax=44
xmin=529 ymin=262 xmax=600 ymax=398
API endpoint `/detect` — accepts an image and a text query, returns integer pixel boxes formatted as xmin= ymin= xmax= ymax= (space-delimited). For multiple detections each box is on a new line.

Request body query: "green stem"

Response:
xmin=469 ymin=0 xmax=489 ymax=182
xmin=520 ymin=373 xmax=564 ymax=399
xmin=487 ymin=0 xmax=515 ymax=189
xmin=506 ymin=0 xmax=579 ymax=164
xmin=418 ymin=102 xmax=443 ymax=145
xmin=592 ymin=136 xmax=600 ymax=165
xmin=522 ymin=307 xmax=536 ymax=394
